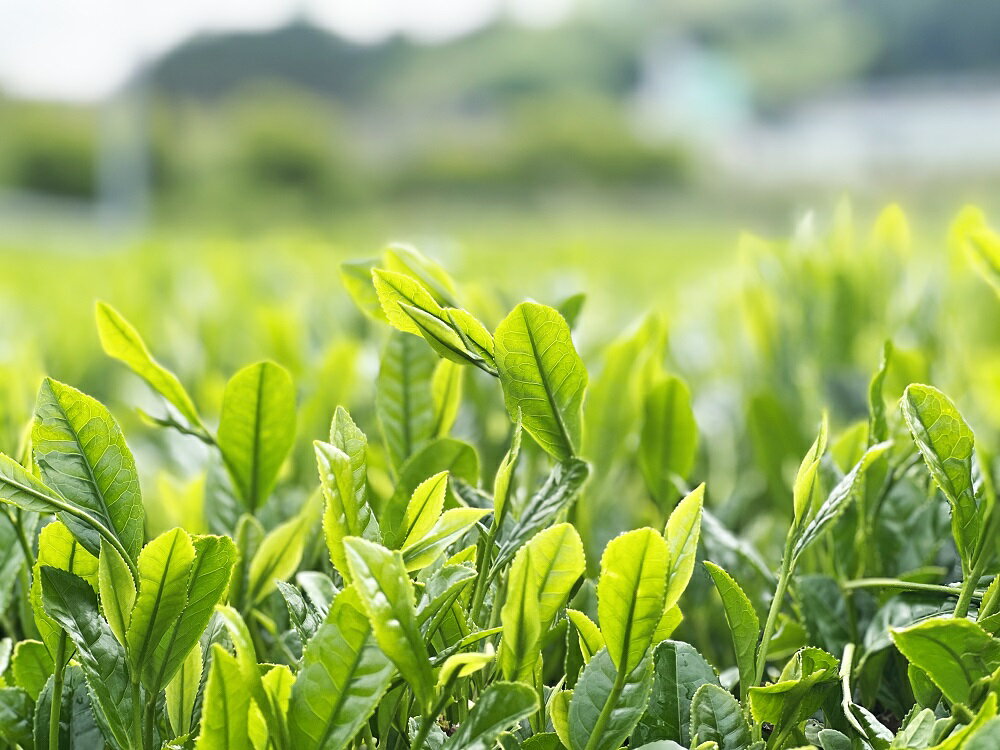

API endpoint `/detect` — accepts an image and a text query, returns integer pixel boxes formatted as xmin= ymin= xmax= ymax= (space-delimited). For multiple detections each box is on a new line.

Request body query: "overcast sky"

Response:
xmin=0 ymin=0 xmax=574 ymax=102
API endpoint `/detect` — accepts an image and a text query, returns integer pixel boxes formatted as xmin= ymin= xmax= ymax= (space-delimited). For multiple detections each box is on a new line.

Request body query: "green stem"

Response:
xmin=48 ymin=636 xmax=67 ymax=750
xmin=955 ymin=550 xmax=991 ymax=618
xmin=143 ymin=693 xmax=157 ymax=750
xmin=411 ymin=674 xmax=456 ymax=749
xmin=362 ymin=722 xmax=377 ymax=750
xmin=131 ymin=680 xmax=143 ymax=749
xmin=583 ymin=670 xmax=626 ymax=750
xmin=843 ymin=578 xmax=980 ymax=598
xmin=8 ymin=509 xmax=35 ymax=569
xmin=754 ymin=533 xmax=795 ymax=687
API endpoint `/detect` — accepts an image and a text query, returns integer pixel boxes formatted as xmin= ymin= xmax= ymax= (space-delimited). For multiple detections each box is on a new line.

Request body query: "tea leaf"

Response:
xmin=703 ymin=562 xmax=758 ymax=696
xmin=96 ymin=301 xmax=201 ymax=427
xmin=377 ymin=332 xmax=437 ymax=471
xmin=11 ymin=639 xmax=53 ymax=700
xmin=165 ymin=643 xmax=202 ymax=737
xmin=598 ymin=528 xmax=670 ymax=673
xmin=289 ymin=586 xmax=394 ymax=750
xmin=196 ymin=644 xmax=251 ymax=750
xmin=640 ymin=375 xmax=698 ymax=504
xmin=218 ymin=361 xmax=296 ymax=511
xmin=127 ymin=528 xmax=196 ymax=677
xmin=663 ymin=484 xmax=704 ymax=610
xmin=146 ymin=534 xmax=236 ymax=691
xmin=900 ymin=384 xmax=979 ymax=570
xmin=568 ymin=647 xmax=653 ymax=750
xmin=634 ymin=640 xmax=720 ymax=747
xmin=444 ymin=682 xmax=537 ymax=750
xmin=33 ymin=377 xmax=145 ymax=563
xmin=688 ymin=684 xmax=751 ymax=750
xmin=39 ymin=566 xmax=133 ymax=750
xmin=98 ymin=538 xmax=135 ymax=646
xmin=891 ymin=616 xmax=1000 ymax=706
xmin=495 ymin=302 xmax=587 ymax=461
xmin=343 ymin=537 xmax=435 ymax=712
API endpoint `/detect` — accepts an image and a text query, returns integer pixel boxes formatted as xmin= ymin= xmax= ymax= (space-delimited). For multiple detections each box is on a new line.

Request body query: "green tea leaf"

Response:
xmin=868 ymin=342 xmax=892 ymax=445
xmin=401 ymin=507 xmax=488 ymax=572
xmin=33 ymin=377 xmax=145 ymax=562
xmin=663 ymin=484 xmax=704 ymax=610
xmin=98 ymin=537 xmax=135 ymax=646
xmin=343 ymin=537 xmax=435 ymax=712
xmin=340 ymin=258 xmax=388 ymax=322
xmin=566 ymin=609 xmax=605 ymax=664
xmin=444 ymin=682 xmax=537 ymax=750
xmin=703 ymin=562 xmax=758 ymax=696
xmin=688 ymin=684 xmax=750 ymax=750
xmin=398 ymin=471 xmax=449 ymax=550
xmin=633 ymin=640 xmax=720 ymax=747
xmin=317 ymin=439 xmax=379 ymax=581
xmin=39 ymin=566 xmax=133 ymax=750
xmin=217 ymin=361 xmax=296 ymax=511
xmin=11 ymin=639 xmax=53 ymax=700
xmin=95 ymin=301 xmax=201 ymax=427
xmin=247 ymin=496 xmax=318 ymax=605
xmin=374 ymin=268 xmax=447 ymax=336
xmin=891 ymin=616 xmax=1000 ymax=705
xmin=126 ymin=528 xmax=196 ymax=677
xmin=377 ymin=332 xmax=437 ymax=471
xmin=215 ymin=606 xmax=287 ymax=747
xmin=249 ymin=665 xmax=294 ymax=750
xmin=0 ymin=687 xmax=34 ymax=749
xmin=196 ymin=644 xmax=251 ymax=750
xmin=383 ymin=243 xmax=460 ymax=307
xmin=900 ymin=384 xmax=979 ymax=570
xmin=146 ymin=534 xmax=236 ymax=692
xmin=747 ymin=648 xmax=839 ymax=733
xmin=165 ymin=643 xmax=202 ymax=737
xmin=31 ymin=521 xmax=98 ymax=659
xmin=792 ymin=413 xmax=828 ymax=523
xmin=494 ymin=302 xmax=587 ymax=461
xmin=431 ymin=361 xmax=463 ymax=438
xmin=598 ymin=528 xmax=670 ymax=673
xmin=568 ymin=647 xmax=654 ymax=750
xmin=493 ymin=458 xmax=589 ymax=572
xmin=640 ymin=375 xmax=698 ymax=504
xmin=499 ymin=540 xmax=542 ymax=684
xmin=792 ymin=441 xmax=891 ymax=560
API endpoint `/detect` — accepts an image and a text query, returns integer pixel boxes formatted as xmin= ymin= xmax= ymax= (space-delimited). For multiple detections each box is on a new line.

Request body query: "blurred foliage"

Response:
xmin=0 ymin=99 xmax=98 ymax=198
xmin=1 ymin=200 xmax=1000 ymax=677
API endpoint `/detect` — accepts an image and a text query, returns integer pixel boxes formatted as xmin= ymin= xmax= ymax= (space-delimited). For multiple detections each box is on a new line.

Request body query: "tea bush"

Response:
xmin=0 ymin=208 xmax=998 ymax=748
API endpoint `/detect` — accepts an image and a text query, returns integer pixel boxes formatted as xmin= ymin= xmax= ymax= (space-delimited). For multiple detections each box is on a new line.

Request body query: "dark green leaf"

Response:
xmin=634 ymin=640 xmax=720 ymax=747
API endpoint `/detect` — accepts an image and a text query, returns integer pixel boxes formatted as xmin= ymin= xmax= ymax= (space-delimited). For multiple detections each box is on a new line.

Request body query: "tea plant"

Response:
xmin=0 ymin=222 xmax=997 ymax=749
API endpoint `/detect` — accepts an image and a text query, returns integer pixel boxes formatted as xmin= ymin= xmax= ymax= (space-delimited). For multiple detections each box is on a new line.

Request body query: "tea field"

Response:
xmin=0 ymin=203 xmax=999 ymax=749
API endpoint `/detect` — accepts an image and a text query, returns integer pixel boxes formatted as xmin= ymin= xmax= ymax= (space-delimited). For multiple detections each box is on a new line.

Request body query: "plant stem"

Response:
xmin=131 ymin=680 xmax=143 ymax=750
xmin=48 ymin=636 xmax=67 ymax=750
xmin=955 ymin=550 xmax=991 ymax=618
xmin=143 ymin=691 xmax=157 ymax=750
xmin=362 ymin=722 xmax=377 ymax=750
xmin=754 ymin=533 xmax=795 ymax=687
xmin=583 ymin=670 xmax=626 ymax=750
xmin=843 ymin=578 xmax=980 ymax=598
xmin=411 ymin=674 xmax=456 ymax=749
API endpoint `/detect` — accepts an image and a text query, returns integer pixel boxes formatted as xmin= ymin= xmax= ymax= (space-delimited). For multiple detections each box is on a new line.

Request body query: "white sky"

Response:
xmin=0 ymin=0 xmax=575 ymax=102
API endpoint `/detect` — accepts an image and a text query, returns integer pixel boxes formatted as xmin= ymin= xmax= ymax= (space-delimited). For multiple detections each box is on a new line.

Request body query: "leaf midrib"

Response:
xmin=45 ymin=382 xmax=119 ymax=546
xmin=519 ymin=305 xmax=575 ymax=457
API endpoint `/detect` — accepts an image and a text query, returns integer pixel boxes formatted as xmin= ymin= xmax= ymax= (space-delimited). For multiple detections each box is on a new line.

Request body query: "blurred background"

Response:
xmin=1 ymin=0 xmax=999 ymax=538
xmin=5 ymin=0 xmax=1000 ymax=240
